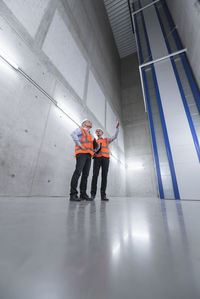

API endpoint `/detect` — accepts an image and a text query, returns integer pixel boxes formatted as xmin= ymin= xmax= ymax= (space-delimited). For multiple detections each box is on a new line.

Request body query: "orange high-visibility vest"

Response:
xmin=75 ymin=128 xmax=93 ymax=157
xmin=96 ymin=138 xmax=110 ymax=158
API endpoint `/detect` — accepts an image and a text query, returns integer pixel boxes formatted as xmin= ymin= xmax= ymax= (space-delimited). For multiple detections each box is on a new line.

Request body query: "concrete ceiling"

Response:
xmin=104 ymin=0 xmax=137 ymax=58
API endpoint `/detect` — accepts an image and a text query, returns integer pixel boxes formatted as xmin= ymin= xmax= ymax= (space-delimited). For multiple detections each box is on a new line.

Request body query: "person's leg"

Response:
xmin=91 ymin=157 xmax=101 ymax=198
xmin=101 ymin=157 xmax=110 ymax=200
xmin=70 ymin=154 xmax=87 ymax=197
xmin=80 ymin=154 xmax=91 ymax=197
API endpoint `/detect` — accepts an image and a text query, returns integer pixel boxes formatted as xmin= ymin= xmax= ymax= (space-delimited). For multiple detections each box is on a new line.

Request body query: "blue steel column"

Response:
xmin=154 ymin=1 xmax=200 ymax=163
xmin=162 ymin=0 xmax=200 ymax=113
xmin=132 ymin=2 xmax=164 ymax=198
xmin=138 ymin=0 xmax=180 ymax=199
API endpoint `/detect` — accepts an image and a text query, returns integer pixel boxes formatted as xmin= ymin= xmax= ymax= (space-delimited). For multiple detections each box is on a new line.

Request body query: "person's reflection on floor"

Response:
xmin=65 ymin=201 xmax=92 ymax=298
xmin=83 ymin=201 xmax=112 ymax=299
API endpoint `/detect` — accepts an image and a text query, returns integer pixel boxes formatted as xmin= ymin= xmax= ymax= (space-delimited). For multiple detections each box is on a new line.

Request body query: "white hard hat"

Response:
xmin=96 ymin=128 xmax=104 ymax=133
xmin=81 ymin=119 xmax=89 ymax=126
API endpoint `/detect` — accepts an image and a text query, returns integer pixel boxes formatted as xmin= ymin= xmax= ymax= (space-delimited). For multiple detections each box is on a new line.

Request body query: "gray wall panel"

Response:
xmin=0 ymin=0 xmax=126 ymax=197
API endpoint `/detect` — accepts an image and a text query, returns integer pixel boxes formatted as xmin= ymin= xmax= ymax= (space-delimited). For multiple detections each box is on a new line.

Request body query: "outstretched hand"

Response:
xmin=116 ymin=121 xmax=120 ymax=128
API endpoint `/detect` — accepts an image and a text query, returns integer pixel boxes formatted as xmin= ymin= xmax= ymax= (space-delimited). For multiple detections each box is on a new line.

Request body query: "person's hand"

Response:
xmin=116 ymin=121 xmax=120 ymax=128
xmin=80 ymin=145 xmax=87 ymax=150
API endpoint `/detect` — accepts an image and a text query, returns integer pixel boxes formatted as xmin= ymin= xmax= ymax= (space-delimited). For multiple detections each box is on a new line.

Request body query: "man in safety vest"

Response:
xmin=91 ymin=121 xmax=120 ymax=201
xmin=70 ymin=119 xmax=96 ymax=201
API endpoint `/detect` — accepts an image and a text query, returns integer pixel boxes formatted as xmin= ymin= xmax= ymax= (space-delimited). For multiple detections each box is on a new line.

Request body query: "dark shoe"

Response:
xmin=80 ymin=194 xmax=94 ymax=201
xmin=91 ymin=195 xmax=95 ymax=200
xmin=101 ymin=196 xmax=109 ymax=201
xmin=70 ymin=194 xmax=81 ymax=201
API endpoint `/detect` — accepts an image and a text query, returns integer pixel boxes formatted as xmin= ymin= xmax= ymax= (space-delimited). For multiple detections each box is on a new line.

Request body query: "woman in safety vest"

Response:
xmin=91 ymin=121 xmax=120 ymax=201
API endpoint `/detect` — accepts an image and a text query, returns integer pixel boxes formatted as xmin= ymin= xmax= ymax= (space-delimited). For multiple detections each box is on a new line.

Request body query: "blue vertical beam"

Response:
xmin=154 ymin=2 xmax=200 ymax=163
xmin=132 ymin=3 xmax=144 ymax=64
xmin=150 ymin=65 xmax=180 ymax=199
xmin=142 ymin=68 xmax=164 ymax=199
xmin=132 ymin=0 xmax=139 ymax=13
xmin=133 ymin=4 xmax=164 ymax=198
xmin=162 ymin=0 xmax=200 ymax=113
xmin=132 ymin=1 xmax=136 ymax=12
xmin=160 ymin=0 xmax=183 ymax=51
xmin=139 ymin=0 xmax=180 ymax=199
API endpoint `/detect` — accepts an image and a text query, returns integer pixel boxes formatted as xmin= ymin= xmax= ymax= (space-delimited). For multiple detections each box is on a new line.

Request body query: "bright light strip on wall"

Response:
xmin=132 ymin=231 xmax=150 ymax=242
xmin=112 ymin=241 xmax=120 ymax=256
xmin=128 ymin=162 xmax=144 ymax=170
xmin=123 ymin=232 xmax=129 ymax=242
xmin=0 ymin=49 xmax=19 ymax=70
xmin=56 ymin=102 xmax=80 ymax=127
xmin=0 ymin=49 xmax=127 ymax=166
xmin=110 ymin=152 xmax=127 ymax=168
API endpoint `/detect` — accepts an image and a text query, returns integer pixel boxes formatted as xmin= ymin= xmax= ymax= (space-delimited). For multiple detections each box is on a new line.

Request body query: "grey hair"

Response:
xmin=82 ymin=119 xmax=89 ymax=127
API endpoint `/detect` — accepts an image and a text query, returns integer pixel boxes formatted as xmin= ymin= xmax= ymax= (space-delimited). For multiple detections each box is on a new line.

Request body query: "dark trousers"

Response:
xmin=70 ymin=153 xmax=91 ymax=195
xmin=91 ymin=157 xmax=110 ymax=197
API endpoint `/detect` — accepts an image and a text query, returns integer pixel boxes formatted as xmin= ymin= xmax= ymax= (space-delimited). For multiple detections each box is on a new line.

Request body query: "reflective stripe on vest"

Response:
xmin=75 ymin=128 xmax=93 ymax=157
xmin=96 ymin=137 xmax=110 ymax=158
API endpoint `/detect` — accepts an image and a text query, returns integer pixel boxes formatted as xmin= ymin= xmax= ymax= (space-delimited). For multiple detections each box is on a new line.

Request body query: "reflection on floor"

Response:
xmin=0 ymin=197 xmax=199 ymax=299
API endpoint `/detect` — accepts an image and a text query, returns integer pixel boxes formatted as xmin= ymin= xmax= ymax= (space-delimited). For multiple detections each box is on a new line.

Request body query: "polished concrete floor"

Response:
xmin=0 ymin=197 xmax=200 ymax=299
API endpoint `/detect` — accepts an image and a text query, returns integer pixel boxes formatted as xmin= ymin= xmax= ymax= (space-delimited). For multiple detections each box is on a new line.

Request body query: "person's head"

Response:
xmin=82 ymin=119 xmax=92 ymax=129
xmin=96 ymin=128 xmax=104 ymax=138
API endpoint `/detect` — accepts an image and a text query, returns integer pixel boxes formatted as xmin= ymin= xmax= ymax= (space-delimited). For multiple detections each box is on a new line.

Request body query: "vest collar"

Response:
xmin=82 ymin=127 xmax=90 ymax=133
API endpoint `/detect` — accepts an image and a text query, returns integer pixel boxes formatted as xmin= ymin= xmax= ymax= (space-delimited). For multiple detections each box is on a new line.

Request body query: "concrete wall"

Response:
xmin=121 ymin=53 xmax=158 ymax=197
xmin=166 ymin=0 xmax=200 ymax=89
xmin=0 ymin=0 xmax=126 ymax=197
